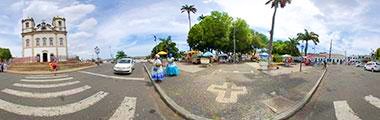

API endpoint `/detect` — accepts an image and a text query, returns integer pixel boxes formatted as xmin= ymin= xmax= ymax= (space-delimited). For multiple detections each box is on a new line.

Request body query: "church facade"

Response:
xmin=21 ymin=16 xmax=68 ymax=62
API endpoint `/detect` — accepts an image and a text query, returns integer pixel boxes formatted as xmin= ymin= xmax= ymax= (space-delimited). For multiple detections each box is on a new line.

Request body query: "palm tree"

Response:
xmin=198 ymin=14 xmax=206 ymax=21
xmin=181 ymin=4 xmax=197 ymax=30
xmin=296 ymin=29 xmax=319 ymax=56
xmin=265 ymin=0 xmax=292 ymax=67
xmin=286 ymin=37 xmax=300 ymax=56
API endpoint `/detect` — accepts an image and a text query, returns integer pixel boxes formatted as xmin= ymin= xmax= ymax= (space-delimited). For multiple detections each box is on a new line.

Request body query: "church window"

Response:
xmin=25 ymin=22 xmax=29 ymax=28
xmin=36 ymin=38 xmax=40 ymax=46
xmin=26 ymin=39 xmax=30 ymax=47
xmin=59 ymin=38 xmax=64 ymax=46
xmin=58 ymin=21 xmax=62 ymax=26
xmin=42 ymin=37 xmax=47 ymax=46
xmin=49 ymin=37 xmax=54 ymax=46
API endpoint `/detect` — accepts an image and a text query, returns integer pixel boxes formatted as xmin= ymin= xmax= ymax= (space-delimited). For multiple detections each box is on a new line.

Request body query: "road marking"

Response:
xmin=25 ymin=75 xmax=69 ymax=79
xmin=0 ymin=91 xmax=108 ymax=117
xmin=333 ymin=101 xmax=361 ymax=120
xmin=109 ymin=97 xmax=137 ymax=120
xmin=1 ymin=85 xmax=91 ymax=98
xmin=207 ymin=82 xmax=247 ymax=103
xmin=364 ymin=95 xmax=380 ymax=108
xmin=21 ymin=77 xmax=74 ymax=82
xmin=79 ymin=71 xmax=145 ymax=81
xmin=13 ymin=81 xmax=80 ymax=88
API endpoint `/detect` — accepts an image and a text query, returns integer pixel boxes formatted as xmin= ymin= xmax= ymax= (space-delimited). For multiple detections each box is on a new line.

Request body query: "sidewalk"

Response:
xmin=146 ymin=62 xmax=324 ymax=119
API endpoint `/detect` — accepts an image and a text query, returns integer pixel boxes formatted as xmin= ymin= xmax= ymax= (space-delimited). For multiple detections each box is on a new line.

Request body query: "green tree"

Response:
xmin=198 ymin=14 xmax=206 ymax=21
xmin=181 ymin=4 xmax=197 ymax=31
xmin=296 ymin=29 xmax=319 ymax=56
xmin=0 ymin=48 xmax=12 ymax=61
xmin=272 ymin=38 xmax=300 ymax=56
xmin=285 ymin=37 xmax=301 ymax=56
xmin=188 ymin=11 xmax=233 ymax=52
xmin=229 ymin=18 xmax=255 ymax=54
xmin=251 ymin=30 xmax=268 ymax=56
xmin=265 ymin=0 xmax=292 ymax=64
xmin=151 ymin=36 xmax=180 ymax=58
xmin=376 ymin=48 xmax=380 ymax=60
xmin=115 ymin=51 xmax=127 ymax=60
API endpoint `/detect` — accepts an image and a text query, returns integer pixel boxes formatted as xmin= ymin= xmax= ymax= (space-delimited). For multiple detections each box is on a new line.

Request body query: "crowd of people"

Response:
xmin=151 ymin=54 xmax=180 ymax=83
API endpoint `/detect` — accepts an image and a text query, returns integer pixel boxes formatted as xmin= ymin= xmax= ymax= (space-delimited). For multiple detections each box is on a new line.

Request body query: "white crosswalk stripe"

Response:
xmin=364 ymin=95 xmax=380 ymax=109
xmin=25 ymin=75 xmax=69 ymax=79
xmin=21 ymin=77 xmax=74 ymax=82
xmin=79 ymin=71 xmax=146 ymax=81
xmin=13 ymin=81 xmax=80 ymax=88
xmin=1 ymin=85 xmax=91 ymax=98
xmin=109 ymin=97 xmax=137 ymax=120
xmin=334 ymin=101 xmax=361 ymax=120
xmin=0 ymin=91 xmax=108 ymax=117
xmin=0 ymin=75 xmax=138 ymax=119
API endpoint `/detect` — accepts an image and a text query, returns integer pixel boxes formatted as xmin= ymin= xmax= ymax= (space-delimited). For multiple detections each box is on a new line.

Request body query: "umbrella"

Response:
xmin=259 ymin=53 xmax=268 ymax=56
xmin=202 ymin=52 xmax=213 ymax=57
xmin=282 ymin=54 xmax=292 ymax=57
xmin=157 ymin=51 xmax=167 ymax=55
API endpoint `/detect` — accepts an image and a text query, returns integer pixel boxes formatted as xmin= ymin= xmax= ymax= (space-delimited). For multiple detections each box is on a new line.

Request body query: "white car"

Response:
xmin=113 ymin=58 xmax=135 ymax=74
xmin=355 ymin=62 xmax=364 ymax=67
xmin=364 ymin=62 xmax=380 ymax=72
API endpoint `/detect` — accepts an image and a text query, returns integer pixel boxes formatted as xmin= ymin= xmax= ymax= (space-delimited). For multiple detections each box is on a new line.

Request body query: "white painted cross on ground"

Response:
xmin=207 ymin=82 xmax=248 ymax=103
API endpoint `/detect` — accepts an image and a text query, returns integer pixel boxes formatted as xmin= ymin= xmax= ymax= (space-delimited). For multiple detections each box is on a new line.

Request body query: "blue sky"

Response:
xmin=0 ymin=0 xmax=379 ymax=59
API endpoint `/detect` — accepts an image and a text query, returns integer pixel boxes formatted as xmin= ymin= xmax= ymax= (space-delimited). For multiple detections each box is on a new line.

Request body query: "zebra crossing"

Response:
xmin=334 ymin=95 xmax=380 ymax=120
xmin=0 ymin=74 xmax=137 ymax=119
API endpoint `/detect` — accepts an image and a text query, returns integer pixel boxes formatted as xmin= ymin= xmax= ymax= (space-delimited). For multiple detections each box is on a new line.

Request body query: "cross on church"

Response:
xmin=207 ymin=82 xmax=247 ymax=103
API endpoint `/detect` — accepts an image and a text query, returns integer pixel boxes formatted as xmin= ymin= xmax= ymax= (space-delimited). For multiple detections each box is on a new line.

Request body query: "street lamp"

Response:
xmin=299 ymin=45 xmax=304 ymax=72
xmin=233 ymin=22 xmax=236 ymax=63
xmin=94 ymin=46 xmax=100 ymax=65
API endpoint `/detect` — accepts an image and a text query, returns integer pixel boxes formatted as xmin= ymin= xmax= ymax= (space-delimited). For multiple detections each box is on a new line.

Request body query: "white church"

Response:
xmin=21 ymin=16 xmax=68 ymax=62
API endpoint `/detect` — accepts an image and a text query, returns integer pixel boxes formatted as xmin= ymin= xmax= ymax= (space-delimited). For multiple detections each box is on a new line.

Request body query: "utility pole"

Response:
xmin=109 ymin=46 xmax=113 ymax=59
xmin=233 ymin=22 xmax=236 ymax=63
xmin=329 ymin=39 xmax=333 ymax=60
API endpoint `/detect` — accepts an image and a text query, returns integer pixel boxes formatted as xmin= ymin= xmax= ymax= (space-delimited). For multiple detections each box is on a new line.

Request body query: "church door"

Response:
xmin=42 ymin=53 xmax=48 ymax=62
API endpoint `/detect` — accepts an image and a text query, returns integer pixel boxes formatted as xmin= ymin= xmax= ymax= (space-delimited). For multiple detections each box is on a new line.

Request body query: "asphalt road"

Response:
xmin=0 ymin=63 xmax=182 ymax=120
xmin=290 ymin=65 xmax=380 ymax=120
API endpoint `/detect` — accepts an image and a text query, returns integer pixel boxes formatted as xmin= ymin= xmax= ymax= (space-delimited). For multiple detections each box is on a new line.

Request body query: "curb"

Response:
xmin=273 ymin=67 xmax=328 ymax=120
xmin=143 ymin=63 xmax=211 ymax=120
xmin=5 ymin=65 xmax=97 ymax=75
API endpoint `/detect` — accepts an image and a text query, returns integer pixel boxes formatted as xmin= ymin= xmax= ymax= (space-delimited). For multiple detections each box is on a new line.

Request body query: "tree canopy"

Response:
xmin=115 ymin=51 xmax=127 ymax=60
xmin=296 ymin=29 xmax=319 ymax=55
xmin=151 ymin=36 xmax=180 ymax=58
xmin=272 ymin=37 xmax=300 ymax=56
xmin=187 ymin=11 xmax=267 ymax=54
xmin=0 ymin=48 xmax=12 ymax=61
xmin=376 ymin=48 xmax=380 ymax=60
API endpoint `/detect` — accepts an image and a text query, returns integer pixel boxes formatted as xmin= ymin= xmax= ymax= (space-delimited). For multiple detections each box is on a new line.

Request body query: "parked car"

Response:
xmin=355 ymin=62 xmax=364 ymax=67
xmin=113 ymin=58 xmax=135 ymax=74
xmin=364 ymin=61 xmax=380 ymax=72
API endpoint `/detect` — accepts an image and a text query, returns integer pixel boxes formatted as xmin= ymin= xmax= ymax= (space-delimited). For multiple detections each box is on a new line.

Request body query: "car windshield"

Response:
xmin=118 ymin=59 xmax=131 ymax=64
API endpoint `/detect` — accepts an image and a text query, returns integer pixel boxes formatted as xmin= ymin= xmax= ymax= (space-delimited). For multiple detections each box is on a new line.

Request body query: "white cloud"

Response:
xmin=93 ymin=1 xmax=189 ymax=56
xmin=77 ymin=18 xmax=97 ymax=31
xmin=212 ymin=0 xmax=378 ymax=55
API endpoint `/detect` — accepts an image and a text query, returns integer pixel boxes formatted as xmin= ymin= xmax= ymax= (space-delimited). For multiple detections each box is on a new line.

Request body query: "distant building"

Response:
xmin=308 ymin=53 xmax=346 ymax=63
xmin=21 ymin=16 xmax=68 ymax=62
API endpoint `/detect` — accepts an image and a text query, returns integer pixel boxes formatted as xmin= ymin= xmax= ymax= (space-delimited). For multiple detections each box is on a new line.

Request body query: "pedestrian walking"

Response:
xmin=323 ymin=60 xmax=327 ymax=69
xmin=50 ymin=60 xmax=59 ymax=76
xmin=3 ymin=62 xmax=7 ymax=71
xmin=151 ymin=54 xmax=164 ymax=82
xmin=0 ymin=61 xmax=3 ymax=72
xmin=165 ymin=54 xmax=180 ymax=76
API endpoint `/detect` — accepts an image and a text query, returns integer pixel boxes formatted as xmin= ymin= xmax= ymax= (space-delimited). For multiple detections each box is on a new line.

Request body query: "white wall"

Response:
xmin=22 ymin=32 xmax=67 ymax=61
